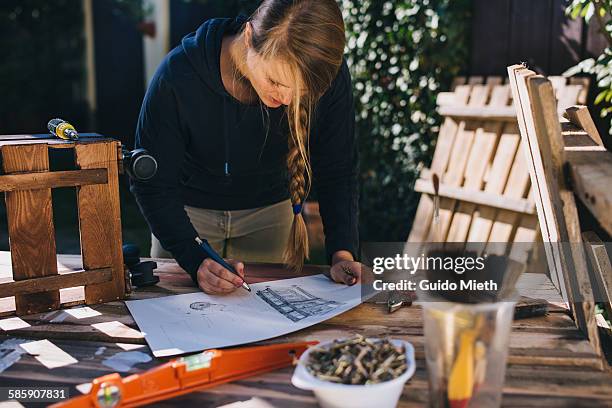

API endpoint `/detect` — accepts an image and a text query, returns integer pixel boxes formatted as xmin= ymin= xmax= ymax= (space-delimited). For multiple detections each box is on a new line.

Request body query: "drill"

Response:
xmin=47 ymin=118 xmax=79 ymax=140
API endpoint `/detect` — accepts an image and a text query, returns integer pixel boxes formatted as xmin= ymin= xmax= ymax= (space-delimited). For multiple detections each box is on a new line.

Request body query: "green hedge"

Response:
xmin=341 ymin=0 xmax=471 ymax=241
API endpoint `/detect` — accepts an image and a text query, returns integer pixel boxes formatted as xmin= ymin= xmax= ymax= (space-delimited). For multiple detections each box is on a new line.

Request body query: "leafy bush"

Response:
xmin=340 ymin=0 xmax=471 ymax=241
xmin=564 ymin=0 xmax=612 ymax=134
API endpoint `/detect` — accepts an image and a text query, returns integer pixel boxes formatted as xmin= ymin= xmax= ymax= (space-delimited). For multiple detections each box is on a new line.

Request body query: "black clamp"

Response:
xmin=123 ymin=243 xmax=160 ymax=287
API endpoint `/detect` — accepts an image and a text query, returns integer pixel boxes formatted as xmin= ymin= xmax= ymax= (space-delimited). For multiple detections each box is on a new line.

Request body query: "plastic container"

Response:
xmin=422 ymin=298 xmax=517 ymax=408
xmin=291 ymin=339 xmax=416 ymax=408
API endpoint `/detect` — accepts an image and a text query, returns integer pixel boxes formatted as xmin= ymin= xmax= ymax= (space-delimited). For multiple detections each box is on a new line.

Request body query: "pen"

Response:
xmin=340 ymin=265 xmax=357 ymax=285
xmin=195 ymin=237 xmax=251 ymax=292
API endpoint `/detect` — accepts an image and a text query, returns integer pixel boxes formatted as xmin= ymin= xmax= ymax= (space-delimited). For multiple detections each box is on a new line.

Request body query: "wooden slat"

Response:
xmin=431 ymin=86 xmax=474 ymax=176
xmin=467 ymin=125 xmax=521 ymax=243
xmin=497 ymin=83 xmax=588 ymax=271
xmin=501 ymin=138 xmax=531 ymax=198
xmin=0 ymin=169 xmax=107 ymax=192
xmin=508 ymin=215 xmax=539 ymax=263
xmin=525 ymin=74 xmax=601 ymax=355
xmin=447 ymin=81 xmax=510 ymax=242
xmin=564 ymin=105 xmax=604 ymax=146
xmin=2 ymin=144 xmax=60 ymax=315
xmin=75 ymin=141 xmax=126 ymax=304
xmin=566 ymin=150 xmax=612 ymax=237
xmin=448 ymin=82 xmax=490 ymax=186
xmin=0 ymin=268 xmax=112 ymax=298
xmin=561 ymin=122 xmax=605 ymax=149
xmin=487 ymin=126 xmax=522 ymax=194
xmin=427 ymin=81 xmax=489 ymax=242
xmin=406 ymin=194 xmax=435 ymax=244
xmin=414 ymin=179 xmax=535 ymax=214
xmin=487 ymin=136 xmax=535 ymax=259
xmin=508 ymin=65 xmax=567 ymax=298
xmin=408 ymin=84 xmax=472 ymax=243
xmin=521 ymin=72 xmax=573 ymax=298
xmin=437 ymin=105 xmax=517 ymax=121
xmin=582 ymin=231 xmax=612 ymax=320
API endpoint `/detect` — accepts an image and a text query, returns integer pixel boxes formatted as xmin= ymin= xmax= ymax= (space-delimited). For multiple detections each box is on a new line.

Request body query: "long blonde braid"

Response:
xmin=243 ymin=0 xmax=345 ymax=271
xmin=284 ymin=100 xmax=312 ymax=271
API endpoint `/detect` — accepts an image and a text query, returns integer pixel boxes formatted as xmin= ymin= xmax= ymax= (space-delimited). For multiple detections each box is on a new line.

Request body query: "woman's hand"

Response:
xmin=329 ymin=250 xmax=362 ymax=285
xmin=197 ymin=258 xmax=246 ymax=295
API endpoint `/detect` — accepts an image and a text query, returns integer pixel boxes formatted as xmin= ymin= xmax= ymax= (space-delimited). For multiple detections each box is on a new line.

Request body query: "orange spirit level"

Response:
xmin=52 ymin=341 xmax=317 ymax=408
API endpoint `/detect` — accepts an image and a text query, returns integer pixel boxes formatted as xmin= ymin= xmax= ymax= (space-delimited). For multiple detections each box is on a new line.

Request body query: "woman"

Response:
xmin=132 ymin=0 xmax=362 ymax=294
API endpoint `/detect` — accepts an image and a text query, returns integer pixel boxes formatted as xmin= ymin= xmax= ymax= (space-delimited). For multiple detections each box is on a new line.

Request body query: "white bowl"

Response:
xmin=291 ymin=339 xmax=416 ymax=408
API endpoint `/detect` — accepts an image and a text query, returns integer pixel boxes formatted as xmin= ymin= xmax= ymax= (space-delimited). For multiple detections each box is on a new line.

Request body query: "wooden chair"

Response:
xmin=408 ymin=75 xmax=589 ymax=267
xmin=507 ymin=64 xmax=609 ymax=358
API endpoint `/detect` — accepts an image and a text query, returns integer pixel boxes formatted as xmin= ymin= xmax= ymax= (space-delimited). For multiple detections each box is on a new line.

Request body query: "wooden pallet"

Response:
xmin=408 ymin=75 xmax=589 ymax=266
xmin=507 ymin=65 xmax=604 ymax=358
xmin=0 ymin=134 xmax=127 ymax=316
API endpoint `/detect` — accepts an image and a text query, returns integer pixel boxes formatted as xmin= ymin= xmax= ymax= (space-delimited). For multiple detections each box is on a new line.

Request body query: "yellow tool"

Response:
xmin=447 ymin=329 xmax=476 ymax=408
xmin=47 ymin=118 xmax=79 ymax=140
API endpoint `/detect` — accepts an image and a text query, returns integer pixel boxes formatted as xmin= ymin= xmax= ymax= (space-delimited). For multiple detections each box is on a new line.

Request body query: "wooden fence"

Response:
xmin=470 ymin=0 xmax=607 ymax=77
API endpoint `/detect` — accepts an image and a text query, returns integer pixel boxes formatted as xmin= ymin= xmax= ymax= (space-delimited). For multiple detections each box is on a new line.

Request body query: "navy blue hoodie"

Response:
xmin=131 ymin=16 xmax=359 ymax=281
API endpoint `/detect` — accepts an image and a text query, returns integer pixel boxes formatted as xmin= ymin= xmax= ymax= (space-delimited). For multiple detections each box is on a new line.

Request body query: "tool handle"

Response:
xmin=196 ymin=238 xmax=238 ymax=274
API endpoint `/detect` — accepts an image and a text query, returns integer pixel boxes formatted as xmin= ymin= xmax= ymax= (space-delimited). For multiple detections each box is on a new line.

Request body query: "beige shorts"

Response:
xmin=151 ymin=199 xmax=294 ymax=263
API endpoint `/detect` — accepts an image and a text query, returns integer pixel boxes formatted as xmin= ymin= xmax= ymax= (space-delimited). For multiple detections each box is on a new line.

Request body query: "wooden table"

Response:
xmin=1 ymin=255 xmax=611 ymax=407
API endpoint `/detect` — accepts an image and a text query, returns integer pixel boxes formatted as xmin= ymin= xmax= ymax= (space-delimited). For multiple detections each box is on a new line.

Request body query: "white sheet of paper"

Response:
xmin=91 ymin=321 xmax=145 ymax=339
xmin=19 ymin=340 xmax=78 ymax=369
xmin=0 ymin=317 xmax=30 ymax=331
xmin=65 ymin=306 xmax=101 ymax=319
xmin=126 ymin=274 xmax=362 ymax=357
xmin=116 ymin=343 xmax=146 ymax=351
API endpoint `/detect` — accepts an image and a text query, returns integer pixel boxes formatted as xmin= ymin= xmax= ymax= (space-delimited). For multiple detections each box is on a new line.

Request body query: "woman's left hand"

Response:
xmin=329 ymin=260 xmax=362 ymax=285
xmin=329 ymin=250 xmax=363 ymax=285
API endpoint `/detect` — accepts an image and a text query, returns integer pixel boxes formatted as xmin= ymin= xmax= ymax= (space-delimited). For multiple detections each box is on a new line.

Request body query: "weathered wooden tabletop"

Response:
xmin=0 ymin=255 xmax=611 ymax=407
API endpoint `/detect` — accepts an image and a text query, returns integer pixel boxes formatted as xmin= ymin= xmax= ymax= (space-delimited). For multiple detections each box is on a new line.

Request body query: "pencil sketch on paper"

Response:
xmin=126 ymin=274 xmax=362 ymax=357
xmin=189 ymin=301 xmax=229 ymax=313
xmin=186 ymin=301 xmax=238 ymax=323
xmin=256 ymin=285 xmax=345 ymax=322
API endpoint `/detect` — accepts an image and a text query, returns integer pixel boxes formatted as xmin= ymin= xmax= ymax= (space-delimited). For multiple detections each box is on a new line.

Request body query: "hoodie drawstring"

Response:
xmin=222 ymin=97 xmax=232 ymax=185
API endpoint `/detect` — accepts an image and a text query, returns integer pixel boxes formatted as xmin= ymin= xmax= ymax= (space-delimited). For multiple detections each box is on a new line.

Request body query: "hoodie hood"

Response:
xmin=180 ymin=15 xmax=248 ymax=97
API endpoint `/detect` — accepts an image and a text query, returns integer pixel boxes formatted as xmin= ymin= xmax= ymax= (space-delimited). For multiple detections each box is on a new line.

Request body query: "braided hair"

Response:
xmin=241 ymin=0 xmax=345 ymax=271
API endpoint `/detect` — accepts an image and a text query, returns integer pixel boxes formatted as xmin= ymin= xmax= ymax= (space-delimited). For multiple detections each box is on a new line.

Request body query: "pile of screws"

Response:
xmin=305 ymin=335 xmax=407 ymax=385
